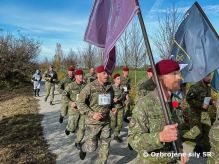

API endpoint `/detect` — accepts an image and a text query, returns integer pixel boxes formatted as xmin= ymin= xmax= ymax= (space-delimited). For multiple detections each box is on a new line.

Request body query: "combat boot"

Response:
xmin=59 ymin=115 xmax=64 ymax=123
xmin=79 ymin=147 xmax=86 ymax=160
xmin=50 ymin=101 xmax=53 ymax=105
xmin=34 ymin=89 xmax=37 ymax=97
xmin=65 ymin=129 xmax=70 ymax=135
xmin=37 ymin=89 xmax=40 ymax=96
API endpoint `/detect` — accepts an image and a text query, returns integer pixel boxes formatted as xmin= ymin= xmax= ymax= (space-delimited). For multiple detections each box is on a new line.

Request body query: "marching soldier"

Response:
xmin=111 ymin=73 xmax=126 ymax=143
xmin=136 ymin=67 xmax=156 ymax=100
xmin=58 ymin=66 xmax=75 ymax=123
xmin=84 ymin=67 xmax=97 ymax=83
xmin=43 ymin=65 xmax=58 ymax=105
xmin=184 ymin=74 xmax=212 ymax=155
xmin=62 ymin=69 xmax=85 ymax=136
xmin=128 ymin=60 xmax=187 ymax=163
xmin=77 ymin=65 xmax=116 ymax=163
xmin=121 ymin=66 xmax=131 ymax=123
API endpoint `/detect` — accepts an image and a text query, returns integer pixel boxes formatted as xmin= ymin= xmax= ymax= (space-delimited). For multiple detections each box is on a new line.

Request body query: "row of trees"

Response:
xmin=0 ymin=6 xmax=181 ymax=87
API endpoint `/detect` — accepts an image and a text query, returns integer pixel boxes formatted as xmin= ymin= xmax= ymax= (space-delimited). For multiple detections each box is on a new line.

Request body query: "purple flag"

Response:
xmin=84 ymin=0 xmax=111 ymax=48
xmin=104 ymin=0 xmax=139 ymax=73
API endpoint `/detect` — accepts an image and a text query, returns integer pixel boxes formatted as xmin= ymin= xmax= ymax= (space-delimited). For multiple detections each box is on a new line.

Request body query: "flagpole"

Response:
xmin=135 ymin=0 xmax=179 ymax=155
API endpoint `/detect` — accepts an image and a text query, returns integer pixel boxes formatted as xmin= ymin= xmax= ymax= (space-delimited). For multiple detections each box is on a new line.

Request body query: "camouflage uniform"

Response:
xmin=136 ymin=77 xmax=156 ymax=102
xmin=58 ymin=76 xmax=74 ymax=117
xmin=63 ymin=81 xmax=85 ymax=133
xmin=183 ymin=81 xmax=212 ymax=153
xmin=120 ymin=75 xmax=131 ymax=118
xmin=208 ymin=98 xmax=219 ymax=164
xmin=128 ymin=90 xmax=184 ymax=163
xmin=43 ymin=70 xmax=58 ymax=102
xmin=77 ymin=79 xmax=114 ymax=164
xmin=84 ymin=73 xmax=97 ymax=83
xmin=111 ymin=84 xmax=125 ymax=137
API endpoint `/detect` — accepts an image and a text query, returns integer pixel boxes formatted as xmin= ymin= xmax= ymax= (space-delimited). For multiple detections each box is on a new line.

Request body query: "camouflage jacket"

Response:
xmin=58 ymin=76 xmax=74 ymax=94
xmin=84 ymin=73 xmax=97 ymax=83
xmin=62 ymin=81 xmax=86 ymax=111
xmin=112 ymin=84 xmax=125 ymax=109
xmin=77 ymin=79 xmax=115 ymax=125
xmin=43 ymin=70 xmax=58 ymax=83
xmin=120 ymin=75 xmax=131 ymax=93
xmin=128 ymin=90 xmax=184 ymax=163
xmin=137 ymin=78 xmax=156 ymax=98
xmin=183 ymin=81 xmax=212 ymax=142
xmin=186 ymin=81 xmax=211 ymax=110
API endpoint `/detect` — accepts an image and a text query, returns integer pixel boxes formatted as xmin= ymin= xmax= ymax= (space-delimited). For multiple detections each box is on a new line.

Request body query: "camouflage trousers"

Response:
xmin=60 ymin=97 xmax=69 ymax=117
xmin=66 ymin=107 xmax=80 ymax=132
xmin=75 ymin=115 xmax=85 ymax=143
xmin=82 ymin=123 xmax=111 ymax=164
xmin=110 ymin=108 xmax=124 ymax=137
xmin=45 ymin=82 xmax=55 ymax=102
xmin=124 ymin=99 xmax=131 ymax=118
xmin=207 ymin=120 xmax=219 ymax=164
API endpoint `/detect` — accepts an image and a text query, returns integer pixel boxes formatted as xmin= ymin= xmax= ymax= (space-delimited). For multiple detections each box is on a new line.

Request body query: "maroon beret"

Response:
xmin=68 ymin=66 xmax=74 ymax=71
xmin=75 ymin=69 xmax=83 ymax=75
xmin=96 ymin=65 xmax=105 ymax=73
xmin=147 ymin=67 xmax=152 ymax=73
xmin=122 ymin=66 xmax=129 ymax=71
xmin=155 ymin=60 xmax=180 ymax=75
xmin=113 ymin=73 xmax=120 ymax=79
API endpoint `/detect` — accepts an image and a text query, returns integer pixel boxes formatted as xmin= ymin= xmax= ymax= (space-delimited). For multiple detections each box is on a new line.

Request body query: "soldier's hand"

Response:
xmin=126 ymin=95 xmax=129 ymax=100
xmin=180 ymin=155 xmax=188 ymax=164
xmin=113 ymin=97 xmax=118 ymax=103
xmin=159 ymin=123 xmax=178 ymax=142
xmin=112 ymin=108 xmax=117 ymax=115
xmin=93 ymin=112 xmax=103 ymax=120
xmin=202 ymin=104 xmax=209 ymax=110
xmin=71 ymin=102 xmax=77 ymax=108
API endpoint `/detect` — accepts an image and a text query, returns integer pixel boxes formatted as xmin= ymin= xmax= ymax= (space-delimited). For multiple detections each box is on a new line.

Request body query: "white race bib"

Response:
xmin=76 ymin=94 xmax=79 ymax=101
xmin=98 ymin=94 xmax=111 ymax=105
xmin=36 ymin=78 xmax=40 ymax=81
xmin=203 ymin=97 xmax=211 ymax=105
xmin=123 ymin=87 xmax=128 ymax=92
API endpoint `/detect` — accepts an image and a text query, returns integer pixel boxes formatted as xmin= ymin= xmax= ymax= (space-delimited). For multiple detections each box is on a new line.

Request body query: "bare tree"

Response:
xmin=152 ymin=6 xmax=181 ymax=59
xmin=128 ymin=23 xmax=146 ymax=69
xmin=118 ymin=30 xmax=131 ymax=66
xmin=62 ymin=49 xmax=78 ymax=68
xmin=0 ymin=33 xmax=40 ymax=85
xmin=78 ymin=44 xmax=99 ymax=69
xmin=52 ymin=43 xmax=63 ymax=71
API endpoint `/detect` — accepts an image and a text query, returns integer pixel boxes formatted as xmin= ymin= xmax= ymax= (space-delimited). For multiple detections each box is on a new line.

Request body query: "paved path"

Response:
xmin=37 ymin=83 xmax=137 ymax=164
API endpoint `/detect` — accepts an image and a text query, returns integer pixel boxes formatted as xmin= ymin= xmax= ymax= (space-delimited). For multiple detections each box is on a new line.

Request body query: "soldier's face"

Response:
xmin=203 ymin=74 xmax=211 ymax=84
xmin=98 ymin=71 xmax=109 ymax=83
xmin=123 ymin=71 xmax=129 ymax=77
xmin=68 ymin=71 xmax=74 ymax=78
xmin=114 ymin=76 xmax=121 ymax=85
xmin=90 ymin=68 xmax=95 ymax=75
xmin=160 ymin=71 xmax=182 ymax=92
xmin=147 ymin=72 xmax=153 ymax=79
xmin=49 ymin=67 xmax=53 ymax=71
xmin=75 ymin=74 xmax=83 ymax=83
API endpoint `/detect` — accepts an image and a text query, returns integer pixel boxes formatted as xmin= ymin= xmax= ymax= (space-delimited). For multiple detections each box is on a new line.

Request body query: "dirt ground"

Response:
xmin=0 ymin=84 xmax=56 ymax=163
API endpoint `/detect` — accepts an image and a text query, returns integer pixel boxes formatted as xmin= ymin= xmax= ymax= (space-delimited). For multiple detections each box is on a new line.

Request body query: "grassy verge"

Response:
xmin=0 ymin=84 xmax=56 ymax=163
